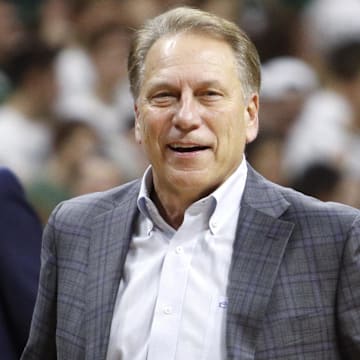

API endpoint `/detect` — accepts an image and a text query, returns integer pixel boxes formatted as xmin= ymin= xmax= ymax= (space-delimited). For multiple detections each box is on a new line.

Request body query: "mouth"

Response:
xmin=168 ymin=143 xmax=210 ymax=153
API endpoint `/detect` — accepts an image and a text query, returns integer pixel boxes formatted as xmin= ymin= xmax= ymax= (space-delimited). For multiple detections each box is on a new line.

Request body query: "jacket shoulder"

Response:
xmin=245 ymin=165 xmax=359 ymax=229
xmin=48 ymin=179 xmax=141 ymax=229
xmin=281 ymin=184 xmax=359 ymax=220
xmin=272 ymin=181 xmax=360 ymax=237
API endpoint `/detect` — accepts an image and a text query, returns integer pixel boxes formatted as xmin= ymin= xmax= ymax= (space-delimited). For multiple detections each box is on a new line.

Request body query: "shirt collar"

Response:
xmin=137 ymin=157 xmax=248 ymax=233
xmin=137 ymin=165 xmax=153 ymax=213
xmin=208 ymin=157 xmax=247 ymax=234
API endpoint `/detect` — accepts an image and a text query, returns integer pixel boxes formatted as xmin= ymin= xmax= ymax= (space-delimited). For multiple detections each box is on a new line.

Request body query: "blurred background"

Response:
xmin=0 ymin=0 xmax=359 ymax=224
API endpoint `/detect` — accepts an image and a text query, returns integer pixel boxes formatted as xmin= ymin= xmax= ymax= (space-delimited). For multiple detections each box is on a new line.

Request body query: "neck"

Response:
xmin=151 ymin=179 xmax=216 ymax=229
xmin=151 ymin=187 xmax=190 ymax=229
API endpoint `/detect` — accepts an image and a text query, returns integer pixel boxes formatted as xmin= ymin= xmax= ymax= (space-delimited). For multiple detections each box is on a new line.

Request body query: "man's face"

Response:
xmin=135 ymin=32 xmax=259 ymax=197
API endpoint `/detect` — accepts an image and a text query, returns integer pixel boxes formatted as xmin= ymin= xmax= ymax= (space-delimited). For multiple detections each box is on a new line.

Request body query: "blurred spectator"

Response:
xmin=56 ymin=23 xmax=133 ymax=137
xmin=290 ymin=161 xmax=360 ymax=208
xmin=0 ymin=0 xmax=25 ymax=102
xmin=0 ymin=38 xmax=58 ymax=184
xmin=53 ymin=0 xmax=127 ymax=117
xmin=26 ymin=120 xmax=102 ymax=224
xmin=248 ymin=56 xmax=319 ymax=189
xmin=246 ymin=131 xmax=287 ymax=186
xmin=297 ymin=0 xmax=360 ymax=75
xmin=71 ymin=154 xmax=125 ymax=197
xmin=326 ymin=41 xmax=360 ymax=131
xmin=0 ymin=0 xmax=25 ymax=65
xmin=50 ymin=0 xmax=148 ymax=179
xmin=38 ymin=0 xmax=73 ymax=48
xmin=53 ymin=1 xmax=98 ymax=109
xmin=283 ymin=40 xmax=360 ymax=183
xmin=0 ymin=167 xmax=42 ymax=360
xmin=290 ymin=162 xmax=342 ymax=202
xmin=283 ymin=89 xmax=352 ymax=177
xmin=260 ymin=56 xmax=319 ymax=137
xmin=239 ymin=0 xmax=303 ymax=62
xmin=235 ymin=0 xmax=360 ymax=208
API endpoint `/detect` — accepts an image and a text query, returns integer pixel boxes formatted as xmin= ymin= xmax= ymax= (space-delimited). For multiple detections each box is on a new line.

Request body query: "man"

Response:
xmin=22 ymin=7 xmax=360 ymax=360
xmin=0 ymin=167 xmax=42 ymax=359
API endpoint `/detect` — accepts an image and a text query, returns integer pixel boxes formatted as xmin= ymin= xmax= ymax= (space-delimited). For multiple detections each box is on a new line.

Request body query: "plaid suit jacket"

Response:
xmin=21 ymin=164 xmax=360 ymax=359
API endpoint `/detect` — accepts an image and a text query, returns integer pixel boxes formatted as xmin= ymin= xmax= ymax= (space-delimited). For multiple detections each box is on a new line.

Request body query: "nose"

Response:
xmin=172 ymin=93 xmax=201 ymax=130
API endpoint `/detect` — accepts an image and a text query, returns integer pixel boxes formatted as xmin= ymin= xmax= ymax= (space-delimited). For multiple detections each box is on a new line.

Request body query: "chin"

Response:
xmin=168 ymin=169 xmax=216 ymax=193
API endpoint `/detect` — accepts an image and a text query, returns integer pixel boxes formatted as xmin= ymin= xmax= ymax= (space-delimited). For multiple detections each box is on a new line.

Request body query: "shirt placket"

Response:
xmin=147 ymin=211 xmax=205 ymax=360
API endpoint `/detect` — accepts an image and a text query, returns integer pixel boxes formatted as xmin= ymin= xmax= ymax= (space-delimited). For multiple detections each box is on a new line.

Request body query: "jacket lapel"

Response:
xmin=85 ymin=182 xmax=140 ymax=360
xmin=226 ymin=166 xmax=294 ymax=359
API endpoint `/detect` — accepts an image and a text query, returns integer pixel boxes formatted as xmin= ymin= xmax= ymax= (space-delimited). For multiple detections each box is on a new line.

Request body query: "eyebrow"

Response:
xmin=145 ymin=81 xmax=178 ymax=92
xmin=145 ymin=79 xmax=225 ymax=92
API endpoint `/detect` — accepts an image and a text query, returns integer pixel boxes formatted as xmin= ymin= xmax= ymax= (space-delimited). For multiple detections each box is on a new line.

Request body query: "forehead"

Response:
xmin=142 ymin=32 xmax=239 ymax=85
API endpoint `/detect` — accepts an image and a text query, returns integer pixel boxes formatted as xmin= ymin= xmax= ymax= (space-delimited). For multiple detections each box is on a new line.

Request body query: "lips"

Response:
xmin=168 ymin=143 xmax=210 ymax=153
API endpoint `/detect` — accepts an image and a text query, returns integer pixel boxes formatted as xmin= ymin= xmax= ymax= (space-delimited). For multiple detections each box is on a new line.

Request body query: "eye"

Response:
xmin=198 ymin=89 xmax=223 ymax=101
xmin=154 ymin=91 xmax=172 ymax=98
xmin=149 ymin=92 xmax=177 ymax=106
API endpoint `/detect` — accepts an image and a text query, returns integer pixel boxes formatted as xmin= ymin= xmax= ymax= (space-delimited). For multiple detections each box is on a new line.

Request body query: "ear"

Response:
xmin=244 ymin=93 xmax=259 ymax=144
xmin=134 ymin=104 xmax=142 ymax=145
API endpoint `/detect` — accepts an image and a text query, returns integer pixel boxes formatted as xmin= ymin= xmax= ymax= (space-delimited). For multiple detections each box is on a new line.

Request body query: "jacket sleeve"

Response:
xmin=337 ymin=214 xmax=360 ymax=359
xmin=20 ymin=206 xmax=60 ymax=359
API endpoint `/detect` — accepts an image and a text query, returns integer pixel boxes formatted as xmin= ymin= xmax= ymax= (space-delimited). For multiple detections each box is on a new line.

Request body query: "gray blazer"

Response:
xmin=21 ymin=165 xmax=360 ymax=359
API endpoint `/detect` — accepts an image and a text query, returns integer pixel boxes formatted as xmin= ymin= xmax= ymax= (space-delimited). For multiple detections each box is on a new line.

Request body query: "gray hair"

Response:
xmin=128 ymin=6 xmax=261 ymax=100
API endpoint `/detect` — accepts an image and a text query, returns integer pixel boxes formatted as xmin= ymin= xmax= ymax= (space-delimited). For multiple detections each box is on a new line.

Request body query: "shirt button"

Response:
xmin=211 ymin=220 xmax=218 ymax=228
xmin=163 ymin=306 xmax=173 ymax=315
xmin=175 ymin=246 xmax=184 ymax=254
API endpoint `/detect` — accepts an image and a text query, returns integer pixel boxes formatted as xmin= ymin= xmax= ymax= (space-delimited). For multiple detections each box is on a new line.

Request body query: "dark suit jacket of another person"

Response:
xmin=0 ymin=167 xmax=42 ymax=359
xmin=22 ymin=164 xmax=360 ymax=359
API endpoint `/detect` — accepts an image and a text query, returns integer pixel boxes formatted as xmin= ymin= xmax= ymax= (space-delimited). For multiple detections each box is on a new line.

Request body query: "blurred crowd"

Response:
xmin=0 ymin=0 xmax=359 ymax=224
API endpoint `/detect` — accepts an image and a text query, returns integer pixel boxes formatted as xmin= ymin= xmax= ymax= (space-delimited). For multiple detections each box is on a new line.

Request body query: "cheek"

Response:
xmin=139 ymin=118 xmax=163 ymax=155
xmin=145 ymin=108 xmax=173 ymax=135
xmin=216 ymin=109 xmax=245 ymax=139
xmin=217 ymin=118 xmax=248 ymax=160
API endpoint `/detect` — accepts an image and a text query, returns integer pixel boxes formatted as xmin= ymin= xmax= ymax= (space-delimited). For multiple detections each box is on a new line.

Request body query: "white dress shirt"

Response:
xmin=106 ymin=159 xmax=248 ymax=360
